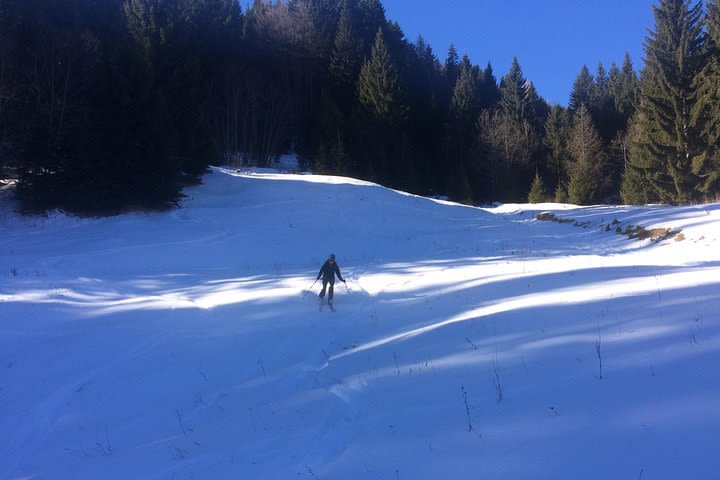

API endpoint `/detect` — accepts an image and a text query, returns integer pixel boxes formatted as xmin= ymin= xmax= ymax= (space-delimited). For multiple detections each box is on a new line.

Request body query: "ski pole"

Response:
xmin=303 ymin=279 xmax=318 ymax=298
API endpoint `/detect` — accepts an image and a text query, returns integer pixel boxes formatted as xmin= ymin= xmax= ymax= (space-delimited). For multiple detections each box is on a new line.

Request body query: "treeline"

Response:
xmin=0 ymin=0 xmax=718 ymax=213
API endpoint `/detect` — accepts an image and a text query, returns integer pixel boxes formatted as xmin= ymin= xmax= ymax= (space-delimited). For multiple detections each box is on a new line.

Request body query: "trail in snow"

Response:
xmin=1 ymin=168 xmax=719 ymax=479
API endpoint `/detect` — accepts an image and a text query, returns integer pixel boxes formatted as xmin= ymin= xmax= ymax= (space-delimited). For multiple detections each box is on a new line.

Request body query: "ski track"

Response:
xmin=1 ymin=331 xmax=168 ymax=479
xmin=1 ymin=169 xmax=719 ymax=479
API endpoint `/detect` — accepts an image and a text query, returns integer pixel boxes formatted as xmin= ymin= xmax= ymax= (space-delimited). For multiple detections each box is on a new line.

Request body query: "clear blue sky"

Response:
xmin=381 ymin=0 xmax=655 ymax=105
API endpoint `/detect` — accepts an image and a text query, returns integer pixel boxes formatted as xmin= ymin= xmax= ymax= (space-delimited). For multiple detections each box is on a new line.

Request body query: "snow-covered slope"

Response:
xmin=1 ymin=167 xmax=719 ymax=479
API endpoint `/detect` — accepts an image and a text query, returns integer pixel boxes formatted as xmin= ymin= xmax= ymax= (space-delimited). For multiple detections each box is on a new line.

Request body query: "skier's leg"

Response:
xmin=319 ymin=279 xmax=328 ymax=299
xmin=328 ymin=280 xmax=335 ymax=301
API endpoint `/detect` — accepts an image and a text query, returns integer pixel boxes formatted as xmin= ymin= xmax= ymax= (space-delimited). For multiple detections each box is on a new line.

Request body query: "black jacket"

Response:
xmin=317 ymin=260 xmax=344 ymax=283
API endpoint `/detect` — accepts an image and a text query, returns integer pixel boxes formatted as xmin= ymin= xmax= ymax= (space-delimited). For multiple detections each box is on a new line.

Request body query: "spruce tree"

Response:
xmin=449 ymin=61 xmax=481 ymax=124
xmin=691 ymin=0 xmax=720 ymax=196
xmin=0 ymin=0 xmax=13 ymax=170
xmin=500 ymin=56 xmax=528 ymax=123
xmin=567 ymin=105 xmax=608 ymax=205
xmin=628 ymin=0 xmax=705 ymax=204
xmin=568 ymin=65 xmax=593 ymax=114
xmin=329 ymin=2 xmax=363 ymax=97
xmin=444 ymin=43 xmax=460 ymax=91
xmin=356 ymin=0 xmax=386 ymax=53
xmin=607 ymin=61 xmax=625 ymax=140
xmin=358 ymin=28 xmax=405 ymax=123
xmin=479 ymin=62 xmax=500 ymax=109
xmin=544 ymin=104 xmax=570 ymax=189
xmin=616 ymin=52 xmax=640 ymax=129
xmin=527 ymin=171 xmax=547 ymax=203
xmin=608 ymin=61 xmax=621 ymax=100
xmin=592 ymin=61 xmax=617 ymax=141
xmin=446 ymin=58 xmax=481 ymax=200
xmin=357 ymin=27 xmax=405 ymax=184
xmin=593 ymin=62 xmax=609 ymax=106
xmin=554 ymin=184 xmax=569 ymax=203
xmin=621 ymin=118 xmax=654 ymax=204
xmin=525 ymin=81 xmax=549 ymax=134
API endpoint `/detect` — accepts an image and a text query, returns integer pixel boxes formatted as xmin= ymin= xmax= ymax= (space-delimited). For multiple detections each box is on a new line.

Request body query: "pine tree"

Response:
xmin=0 ymin=0 xmax=14 ymax=168
xmin=607 ymin=61 xmax=625 ymax=142
xmin=567 ymin=105 xmax=608 ymax=205
xmin=629 ymin=0 xmax=705 ymax=204
xmin=500 ymin=56 xmax=528 ymax=123
xmin=593 ymin=62 xmax=609 ymax=106
xmin=444 ymin=43 xmax=460 ymax=91
xmin=691 ymin=0 xmax=720 ymax=196
xmin=357 ymin=27 xmax=406 ymax=185
xmin=479 ymin=62 xmax=500 ymax=109
xmin=358 ymin=28 xmax=405 ymax=123
xmin=591 ymin=61 xmax=617 ymax=141
xmin=608 ymin=61 xmax=621 ymax=100
xmin=445 ymin=57 xmax=481 ymax=200
xmin=356 ymin=0 xmax=386 ymax=53
xmin=525 ymin=81 xmax=549 ymax=134
xmin=554 ymin=184 xmax=569 ymax=203
xmin=449 ymin=61 xmax=481 ymax=124
xmin=621 ymin=117 xmax=654 ymax=204
xmin=415 ymin=34 xmax=427 ymax=57
xmin=329 ymin=2 xmax=363 ymax=96
xmin=544 ymin=104 xmax=570 ymax=188
xmin=568 ymin=65 xmax=593 ymax=114
xmin=615 ymin=52 xmax=640 ymax=129
xmin=527 ymin=171 xmax=547 ymax=203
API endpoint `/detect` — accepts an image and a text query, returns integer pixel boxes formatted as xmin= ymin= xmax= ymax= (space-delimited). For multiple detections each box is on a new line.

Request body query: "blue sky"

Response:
xmin=381 ymin=0 xmax=655 ymax=105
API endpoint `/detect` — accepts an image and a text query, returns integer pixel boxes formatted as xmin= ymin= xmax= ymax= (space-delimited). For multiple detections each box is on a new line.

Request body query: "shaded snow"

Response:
xmin=1 ymin=167 xmax=719 ymax=479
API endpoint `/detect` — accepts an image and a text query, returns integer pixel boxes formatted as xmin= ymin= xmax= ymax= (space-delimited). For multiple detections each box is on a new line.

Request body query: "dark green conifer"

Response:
xmin=591 ymin=61 xmax=617 ymax=142
xmin=358 ymin=28 xmax=405 ymax=123
xmin=527 ymin=171 xmax=547 ymax=203
xmin=616 ymin=52 xmax=640 ymax=128
xmin=628 ymin=0 xmax=705 ymax=204
xmin=444 ymin=43 xmax=460 ymax=91
xmin=567 ymin=105 xmax=608 ymax=205
xmin=500 ymin=56 xmax=528 ymax=123
xmin=569 ymin=65 xmax=593 ymax=114
xmin=525 ymin=81 xmax=549 ymax=134
xmin=480 ymin=62 xmax=500 ymax=109
xmin=691 ymin=0 xmax=720 ymax=196
xmin=593 ymin=62 xmax=609 ymax=105
xmin=329 ymin=2 xmax=363 ymax=96
xmin=544 ymin=104 xmax=570 ymax=188
xmin=621 ymin=117 xmax=654 ymax=204
xmin=449 ymin=60 xmax=481 ymax=124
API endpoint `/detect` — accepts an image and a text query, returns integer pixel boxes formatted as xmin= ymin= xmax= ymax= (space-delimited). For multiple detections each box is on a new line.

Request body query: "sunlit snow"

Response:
xmin=1 ymin=167 xmax=719 ymax=479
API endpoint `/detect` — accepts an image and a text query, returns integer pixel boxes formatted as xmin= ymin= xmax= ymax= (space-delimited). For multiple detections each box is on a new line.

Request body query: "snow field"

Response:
xmin=1 ymin=167 xmax=719 ymax=479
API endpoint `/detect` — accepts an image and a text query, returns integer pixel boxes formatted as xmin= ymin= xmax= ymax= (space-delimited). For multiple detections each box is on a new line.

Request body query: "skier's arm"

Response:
xmin=317 ymin=261 xmax=327 ymax=280
xmin=335 ymin=264 xmax=345 ymax=283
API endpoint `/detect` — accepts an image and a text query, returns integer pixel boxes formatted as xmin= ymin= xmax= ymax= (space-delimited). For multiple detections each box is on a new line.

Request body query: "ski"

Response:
xmin=318 ymin=299 xmax=335 ymax=312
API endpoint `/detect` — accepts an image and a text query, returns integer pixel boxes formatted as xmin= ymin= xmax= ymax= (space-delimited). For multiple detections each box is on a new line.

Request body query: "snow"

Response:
xmin=1 ymin=166 xmax=719 ymax=479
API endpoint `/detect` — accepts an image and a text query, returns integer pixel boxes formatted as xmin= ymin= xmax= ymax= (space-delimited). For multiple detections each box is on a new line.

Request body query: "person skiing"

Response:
xmin=317 ymin=253 xmax=345 ymax=304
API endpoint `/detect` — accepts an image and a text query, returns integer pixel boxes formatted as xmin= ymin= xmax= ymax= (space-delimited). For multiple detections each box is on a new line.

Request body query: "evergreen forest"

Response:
xmin=0 ymin=0 xmax=718 ymax=213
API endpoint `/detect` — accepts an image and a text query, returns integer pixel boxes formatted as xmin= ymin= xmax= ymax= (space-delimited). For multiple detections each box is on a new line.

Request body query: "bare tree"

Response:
xmin=477 ymin=109 xmax=540 ymax=193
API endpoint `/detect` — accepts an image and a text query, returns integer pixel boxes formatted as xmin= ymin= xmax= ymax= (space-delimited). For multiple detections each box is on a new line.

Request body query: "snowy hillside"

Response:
xmin=1 ymin=167 xmax=719 ymax=480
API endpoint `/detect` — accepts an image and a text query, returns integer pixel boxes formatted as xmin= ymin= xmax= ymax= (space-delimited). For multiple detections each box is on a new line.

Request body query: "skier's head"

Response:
xmin=329 ymin=254 xmax=336 ymax=262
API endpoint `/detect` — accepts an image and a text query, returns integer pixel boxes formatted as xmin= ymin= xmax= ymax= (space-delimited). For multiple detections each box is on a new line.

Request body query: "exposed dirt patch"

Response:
xmin=535 ymin=212 xmax=575 ymax=224
xmin=622 ymin=225 xmax=680 ymax=242
xmin=535 ymin=212 xmax=682 ymax=244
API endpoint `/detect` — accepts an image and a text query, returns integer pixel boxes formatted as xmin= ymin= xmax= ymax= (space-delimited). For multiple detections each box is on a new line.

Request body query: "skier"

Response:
xmin=317 ymin=253 xmax=346 ymax=304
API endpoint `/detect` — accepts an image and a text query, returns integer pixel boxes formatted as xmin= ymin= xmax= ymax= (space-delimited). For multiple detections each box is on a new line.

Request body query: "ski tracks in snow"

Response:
xmin=0 ymin=332 xmax=168 ymax=479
